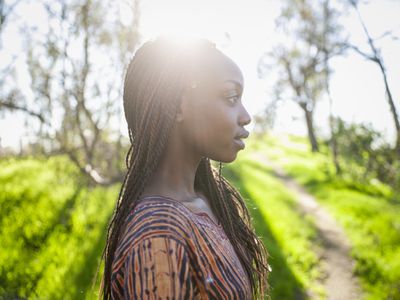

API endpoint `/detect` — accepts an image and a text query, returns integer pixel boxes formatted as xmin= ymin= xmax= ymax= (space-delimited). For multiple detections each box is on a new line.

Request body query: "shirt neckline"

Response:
xmin=137 ymin=195 xmax=223 ymax=228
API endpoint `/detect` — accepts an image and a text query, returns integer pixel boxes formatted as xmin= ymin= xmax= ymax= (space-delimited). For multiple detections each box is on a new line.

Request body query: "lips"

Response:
xmin=234 ymin=131 xmax=249 ymax=139
xmin=234 ymin=138 xmax=245 ymax=149
xmin=233 ymin=130 xmax=248 ymax=150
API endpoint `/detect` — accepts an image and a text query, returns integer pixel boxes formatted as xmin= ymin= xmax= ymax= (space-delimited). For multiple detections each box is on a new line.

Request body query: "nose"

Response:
xmin=238 ymin=102 xmax=252 ymax=126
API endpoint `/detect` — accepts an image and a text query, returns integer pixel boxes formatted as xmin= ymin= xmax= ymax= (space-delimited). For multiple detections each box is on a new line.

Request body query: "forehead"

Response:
xmin=190 ymin=50 xmax=244 ymax=91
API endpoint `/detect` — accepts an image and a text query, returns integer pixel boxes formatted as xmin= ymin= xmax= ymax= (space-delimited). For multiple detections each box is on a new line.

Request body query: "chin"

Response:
xmin=206 ymin=143 xmax=240 ymax=164
xmin=211 ymin=152 xmax=238 ymax=164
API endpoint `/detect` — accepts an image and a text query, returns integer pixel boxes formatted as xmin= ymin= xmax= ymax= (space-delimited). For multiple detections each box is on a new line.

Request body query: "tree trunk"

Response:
xmin=329 ymin=115 xmax=341 ymax=174
xmin=300 ymin=103 xmax=319 ymax=152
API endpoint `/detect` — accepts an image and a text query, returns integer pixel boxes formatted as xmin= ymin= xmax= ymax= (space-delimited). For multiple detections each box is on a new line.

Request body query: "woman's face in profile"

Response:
xmin=178 ymin=51 xmax=252 ymax=163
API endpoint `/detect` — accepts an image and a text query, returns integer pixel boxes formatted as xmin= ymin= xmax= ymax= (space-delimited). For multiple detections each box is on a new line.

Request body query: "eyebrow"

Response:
xmin=224 ymin=79 xmax=243 ymax=92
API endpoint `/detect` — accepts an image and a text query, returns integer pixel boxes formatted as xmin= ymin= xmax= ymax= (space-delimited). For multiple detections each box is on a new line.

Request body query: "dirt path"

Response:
xmin=253 ymin=152 xmax=363 ymax=300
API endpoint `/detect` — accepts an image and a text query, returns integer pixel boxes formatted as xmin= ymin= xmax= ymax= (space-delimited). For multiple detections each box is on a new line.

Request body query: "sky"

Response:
xmin=138 ymin=0 xmax=400 ymax=144
xmin=1 ymin=0 xmax=400 ymax=149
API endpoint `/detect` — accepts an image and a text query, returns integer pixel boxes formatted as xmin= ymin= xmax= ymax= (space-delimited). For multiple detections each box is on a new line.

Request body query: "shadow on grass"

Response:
xmin=224 ymin=162 xmax=307 ymax=300
xmin=71 ymin=202 xmax=113 ymax=300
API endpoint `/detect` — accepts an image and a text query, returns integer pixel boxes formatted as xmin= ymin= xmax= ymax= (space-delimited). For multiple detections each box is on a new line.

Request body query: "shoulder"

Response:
xmin=115 ymin=197 xmax=194 ymax=258
xmin=111 ymin=199 xmax=200 ymax=299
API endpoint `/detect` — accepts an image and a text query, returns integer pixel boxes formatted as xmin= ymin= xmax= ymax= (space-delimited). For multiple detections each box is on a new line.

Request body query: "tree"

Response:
xmin=345 ymin=0 xmax=400 ymax=156
xmin=0 ymin=0 xmax=50 ymax=124
xmin=259 ymin=0 xmax=346 ymax=154
xmin=1 ymin=0 xmax=141 ymax=184
xmin=321 ymin=0 xmax=345 ymax=173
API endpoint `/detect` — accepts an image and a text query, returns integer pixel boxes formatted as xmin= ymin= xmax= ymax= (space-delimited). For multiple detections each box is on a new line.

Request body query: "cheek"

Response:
xmin=191 ymin=102 xmax=235 ymax=151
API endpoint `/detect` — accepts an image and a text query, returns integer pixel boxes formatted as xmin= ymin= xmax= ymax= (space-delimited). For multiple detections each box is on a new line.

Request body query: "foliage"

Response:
xmin=1 ymin=0 xmax=140 ymax=184
xmin=328 ymin=117 xmax=400 ymax=194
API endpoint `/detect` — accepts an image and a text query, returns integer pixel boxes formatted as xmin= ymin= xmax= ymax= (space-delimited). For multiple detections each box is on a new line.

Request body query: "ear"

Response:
xmin=176 ymin=80 xmax=196 ymax=122
xmin=176 ymin=93 xmax=186 ymax=122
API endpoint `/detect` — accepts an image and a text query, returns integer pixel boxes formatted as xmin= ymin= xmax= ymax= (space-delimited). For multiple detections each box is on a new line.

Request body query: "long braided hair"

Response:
xmin=96 ymin=36 xmax=271 ymax=299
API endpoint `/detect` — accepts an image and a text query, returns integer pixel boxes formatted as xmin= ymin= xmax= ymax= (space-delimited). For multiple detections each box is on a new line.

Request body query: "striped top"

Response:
xmin=111 ymin=196 xmax=252 ymax=299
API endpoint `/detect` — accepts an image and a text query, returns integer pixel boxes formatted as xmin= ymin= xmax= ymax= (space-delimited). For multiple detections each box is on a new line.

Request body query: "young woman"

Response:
xmin=97 ymin=35 xmax=271 ymax=299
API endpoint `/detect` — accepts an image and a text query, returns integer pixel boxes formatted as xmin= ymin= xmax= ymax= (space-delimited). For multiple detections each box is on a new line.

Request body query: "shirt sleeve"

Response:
xmin=120 ymin=236 xmax=197 ymax=299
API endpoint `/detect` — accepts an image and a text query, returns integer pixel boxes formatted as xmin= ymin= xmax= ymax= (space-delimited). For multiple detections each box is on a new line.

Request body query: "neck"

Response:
xmin=140 ymin=130 xmax=203 ymax=202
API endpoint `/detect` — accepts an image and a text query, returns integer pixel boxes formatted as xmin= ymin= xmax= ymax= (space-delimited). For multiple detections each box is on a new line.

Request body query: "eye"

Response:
xmin=225 ymin=94 xmax=240 ymax=106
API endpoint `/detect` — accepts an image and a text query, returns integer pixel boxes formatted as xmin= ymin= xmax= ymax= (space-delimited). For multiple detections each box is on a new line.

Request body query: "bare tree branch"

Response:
xmin=0 ymin=99 xmax=49 ymax=125
xmin=343 ymin=43 xmax=377 ymax=62
xmin=348 ymin=0 xmax=400 ymax=154
xmin=0 ymin=0 xmax=23 ymax=33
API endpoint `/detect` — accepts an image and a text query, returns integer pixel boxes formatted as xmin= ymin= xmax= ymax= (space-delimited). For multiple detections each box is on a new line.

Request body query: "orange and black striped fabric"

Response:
xmin=111 ymin=196 xmax=252 ymax=299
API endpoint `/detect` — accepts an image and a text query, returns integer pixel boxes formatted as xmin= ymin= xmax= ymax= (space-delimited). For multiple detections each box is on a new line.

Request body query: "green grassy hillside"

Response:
xmin=0 ymin=156 xmax=118 ymax=299
xmin=1 ymin=134 xmax=399 ymax=299
xmin=246 ymin=133 xmax=400 ymax=300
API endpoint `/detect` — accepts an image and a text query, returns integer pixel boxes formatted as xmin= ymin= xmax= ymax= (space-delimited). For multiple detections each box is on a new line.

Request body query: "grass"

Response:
xmin=2 ymin=134 xmax=398 ymax=299
xmin=222 ymin=150 xmax=325 ymax=299
xmin=250 ymin=133 xmax=400 ymax=300
xmin=1 ymin=153 xmax=325 ymax=299
xmin=0 ymin=155 xmax=118 ymax=299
